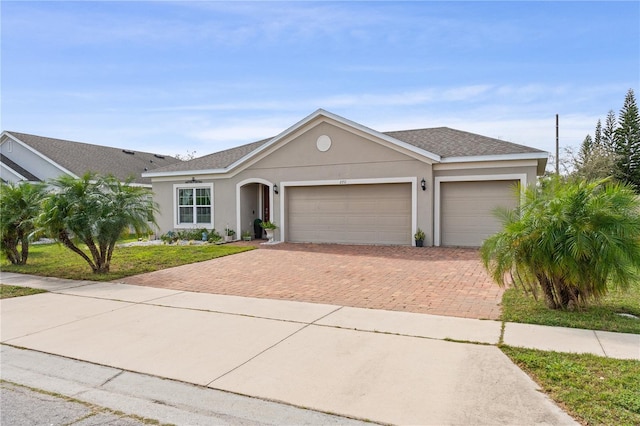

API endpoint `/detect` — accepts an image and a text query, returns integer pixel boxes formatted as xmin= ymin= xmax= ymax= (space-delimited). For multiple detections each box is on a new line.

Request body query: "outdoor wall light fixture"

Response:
xmin=273 ymin=184 xmax=279 ymax=194
xmin=186 ymin=177 xmax=202 ymax=183
xmin=421 ymin=178 xmax=427 ymax=191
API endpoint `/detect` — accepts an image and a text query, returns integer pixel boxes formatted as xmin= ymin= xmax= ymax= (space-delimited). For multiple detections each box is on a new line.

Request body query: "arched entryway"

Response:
xmin=236 ymin=178 xmax=275 ymax=240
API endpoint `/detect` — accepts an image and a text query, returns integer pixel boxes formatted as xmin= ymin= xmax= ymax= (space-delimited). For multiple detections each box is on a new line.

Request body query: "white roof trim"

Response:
xmin=143 ymin=168 xmax=227 ymax=178
xmin=1 ymin=131 xmax=80 ymax=179
xmin=440 ymin=151 xmax=549 ymax=163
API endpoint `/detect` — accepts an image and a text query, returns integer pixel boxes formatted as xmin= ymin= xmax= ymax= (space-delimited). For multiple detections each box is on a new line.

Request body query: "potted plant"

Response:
xmin=241 ymin=230 xmax=252 ymax=241
xmin=414 ymin=228 xmax=425 ymax=247
xmin=224 ymin=227 xmax=236 ymax=242
xmin=260 ymin=221 xmax=277 ymax=243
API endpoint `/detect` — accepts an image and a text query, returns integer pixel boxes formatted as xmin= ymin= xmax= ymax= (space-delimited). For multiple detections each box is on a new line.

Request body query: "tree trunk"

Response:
xmin=3 ymin=240 xmax=20 ymax=265
xmin=537 ymin=274 xmax=559 ymax=309
xmin=58 ymin=231 xmax=98 ymax=273
xmin=18 ymin=233 xmax=29 ymax=265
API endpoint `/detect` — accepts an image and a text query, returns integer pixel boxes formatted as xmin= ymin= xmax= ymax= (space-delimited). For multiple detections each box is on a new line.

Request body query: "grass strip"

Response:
xmin=502 ymin=346 xmax=640 ymax=426
xmin=0 ymin=284 xmax=47 ymax=299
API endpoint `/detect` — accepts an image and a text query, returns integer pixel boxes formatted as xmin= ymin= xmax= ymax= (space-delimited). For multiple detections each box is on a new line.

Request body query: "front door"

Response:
xmin=261 ymin=184 xmax=270 ymax=238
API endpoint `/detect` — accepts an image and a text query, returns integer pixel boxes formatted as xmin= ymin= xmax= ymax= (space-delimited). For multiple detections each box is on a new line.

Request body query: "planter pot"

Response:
xmin=265 ymin=229 xmax=275 ymax=243
xmin=242 ymin=236 xmax=252 ymax=241
xmin=225 ymin=235 xmax=234 ymax=242
xmin=415 ymin=239 xmax=424 ymax=247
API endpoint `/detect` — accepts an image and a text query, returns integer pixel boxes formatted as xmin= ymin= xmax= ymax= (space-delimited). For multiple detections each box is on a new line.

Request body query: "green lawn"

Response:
xmin=0 ymin=242 xmax=254 ymax=281
xmin=503 ymin=346 xmax=640 ymax=426
xmin=0 ymin=284 xmax=47 ymax=299
xmin=501 ymin=285 xmax=640 ymax=334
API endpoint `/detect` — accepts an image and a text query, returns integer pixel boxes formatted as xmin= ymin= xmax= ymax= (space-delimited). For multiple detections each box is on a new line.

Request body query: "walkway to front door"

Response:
xmin=119 ymin=243 xmax=504 ymax=320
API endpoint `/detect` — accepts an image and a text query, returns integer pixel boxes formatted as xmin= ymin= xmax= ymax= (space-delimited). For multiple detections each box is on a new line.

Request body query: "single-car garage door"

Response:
xmin=287 ymin=183 xmax=412 ymax=245
xmin=440 ymin=180 xmax=518 ymax=247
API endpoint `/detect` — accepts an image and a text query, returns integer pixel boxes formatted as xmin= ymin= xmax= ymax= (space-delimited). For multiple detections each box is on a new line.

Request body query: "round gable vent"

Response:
xmin=316 ymin=135 xmax=332 ymax=152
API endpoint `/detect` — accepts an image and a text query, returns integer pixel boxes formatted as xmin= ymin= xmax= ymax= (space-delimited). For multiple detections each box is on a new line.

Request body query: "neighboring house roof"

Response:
xmin=145 ymin=109 xmax=548 ymax=176
xmin=2 ymin=131 xmax=181 ymax=185
xmin=0 ymin=153 xmax=41 ymax=181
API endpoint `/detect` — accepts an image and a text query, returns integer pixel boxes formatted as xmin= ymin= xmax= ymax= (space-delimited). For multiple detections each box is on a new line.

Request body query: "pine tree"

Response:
xmin=578 ymin=134 xmax=594 ymax=165
xmin=614 ymin=89 xmax=640 ymax=191
xmin=594 ymin=119 xmax=602 ymax=147
xmin=602 ymin=110 xmax=617 ymax=152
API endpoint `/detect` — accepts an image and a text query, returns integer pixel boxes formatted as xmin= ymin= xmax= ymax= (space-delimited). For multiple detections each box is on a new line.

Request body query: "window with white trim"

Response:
xmin=175 ymin=185 xmax=213 ymax=226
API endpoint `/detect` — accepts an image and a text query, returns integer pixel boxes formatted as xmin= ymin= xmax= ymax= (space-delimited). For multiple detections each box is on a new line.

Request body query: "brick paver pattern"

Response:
xmin=119 ymin=243 xmax=504 ymax=320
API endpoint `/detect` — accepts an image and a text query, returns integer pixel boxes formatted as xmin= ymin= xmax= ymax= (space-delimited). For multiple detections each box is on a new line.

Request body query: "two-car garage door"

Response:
xmin=284 ymin=180 xmax=518 ymax=247
xmin=287 ymin=183 xmax=412 ymax=245
xmin=440 ymin=180 xmax=519 ymax=247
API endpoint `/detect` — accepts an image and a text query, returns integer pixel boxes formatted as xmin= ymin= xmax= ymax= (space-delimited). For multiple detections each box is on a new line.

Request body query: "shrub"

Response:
xmin=481 ymin=177 xmax=640 ymax=310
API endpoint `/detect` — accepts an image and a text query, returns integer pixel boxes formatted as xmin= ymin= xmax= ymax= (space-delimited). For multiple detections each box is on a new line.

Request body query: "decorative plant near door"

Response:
xmin=260 ymin=221 xmax=277 ymax=243
xmin=224 ymin=227 xmax=235 ymax=242
xmin=414 ymin=228 xmax=426 ymax=247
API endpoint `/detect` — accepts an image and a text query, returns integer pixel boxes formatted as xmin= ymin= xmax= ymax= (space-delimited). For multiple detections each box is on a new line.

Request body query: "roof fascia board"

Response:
xmin=142 ymin=168 xmax=226 ymax=178
xmin=433 ymin=159 xmax=539 ymax=171
xmin=439 ymin=152 xmax=549 ymax=163
xmin=2 ymin=131 xmax=80 ymax=179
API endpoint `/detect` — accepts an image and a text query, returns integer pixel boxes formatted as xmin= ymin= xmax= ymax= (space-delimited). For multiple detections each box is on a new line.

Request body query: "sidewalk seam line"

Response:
xmin=205 ymin=306 xmax=345 ymax=386
xmin=592 ymin=330 xmax=608 ymax=358
xmin=99 ymin=370 xmax=125 ymax=387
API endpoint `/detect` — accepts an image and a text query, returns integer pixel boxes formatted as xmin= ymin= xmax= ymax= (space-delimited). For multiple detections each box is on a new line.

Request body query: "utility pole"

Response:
xmin=556 ymin=114 xmax=560 ymax=175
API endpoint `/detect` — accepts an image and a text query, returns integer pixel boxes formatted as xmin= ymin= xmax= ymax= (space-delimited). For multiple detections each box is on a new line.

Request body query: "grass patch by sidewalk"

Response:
xmin=502 ymin=346 xmax=640 ymax=426
xmin=501 ymin=285 xmax=640 ymax=334
xmin=0 ymin=284 xmax=47 ymax=299
xmin=0 ymin=243 xmax=254 ymax=281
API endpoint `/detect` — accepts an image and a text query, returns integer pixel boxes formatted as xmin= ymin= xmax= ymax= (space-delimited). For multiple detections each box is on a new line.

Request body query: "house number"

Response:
xmin=339 ymin=180 xmax=347 ymax=184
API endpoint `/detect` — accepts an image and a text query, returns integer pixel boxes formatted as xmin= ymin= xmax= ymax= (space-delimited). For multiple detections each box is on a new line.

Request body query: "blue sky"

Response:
xmin=2 ymin=1 xmax=639 ymax=159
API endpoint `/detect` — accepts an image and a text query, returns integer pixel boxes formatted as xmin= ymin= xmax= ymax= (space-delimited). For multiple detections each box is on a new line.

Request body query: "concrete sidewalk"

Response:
xmin=1 ymin=273 xmax=637 ymax=424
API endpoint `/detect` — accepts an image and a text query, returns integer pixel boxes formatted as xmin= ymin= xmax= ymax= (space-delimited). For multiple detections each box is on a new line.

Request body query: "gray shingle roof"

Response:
xmin=148 ymin=125 xmax=546 ymax=174
xmin=385 ymin=127 xmax=546 ymax=158
xmin=5 ymin=131 xmax=181 ymax=185
xmin=150 ymin=138 xmax=271 ymax=174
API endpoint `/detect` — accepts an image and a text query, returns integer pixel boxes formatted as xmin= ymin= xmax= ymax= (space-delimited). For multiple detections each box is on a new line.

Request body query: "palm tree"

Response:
xmin=481 ymin=177 xmax=640 ymax=310
xmin=0 ymin=181 xmax=47 ymax=265
xmin=40 ymin=173 xmax=158 ymax=273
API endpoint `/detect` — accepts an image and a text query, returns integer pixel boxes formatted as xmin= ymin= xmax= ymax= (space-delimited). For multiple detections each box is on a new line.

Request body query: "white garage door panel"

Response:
xmin=441 ymin=180 xmax=518 ymax=247
xmin=287 ymin=184 xmax=411 ymax=245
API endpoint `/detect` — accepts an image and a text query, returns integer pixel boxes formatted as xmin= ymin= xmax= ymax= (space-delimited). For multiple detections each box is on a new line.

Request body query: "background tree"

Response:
xmin=569 ymin=135 xmax=616 ymax=181
xmin=593 ymin=119 xmax=602 ymax=147
xmin=40 ymin=173 xmax=158 ymax=273
xmin=613 ymin=88 xmax=640 ymax=190
xmin=481 ymin=177 xmax=640 ymax=310
xmin=602 ymin=110 xmax=617 ymax=152
xmin=0 ymin=181 xmax=47 ymax=265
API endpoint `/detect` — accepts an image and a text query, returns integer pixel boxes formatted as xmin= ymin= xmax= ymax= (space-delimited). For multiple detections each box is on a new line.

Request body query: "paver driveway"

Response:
xmin=119 ymin=243 xmax=503 ymax=319
xmin=119 ymin=243 xmax=504 ymax=320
